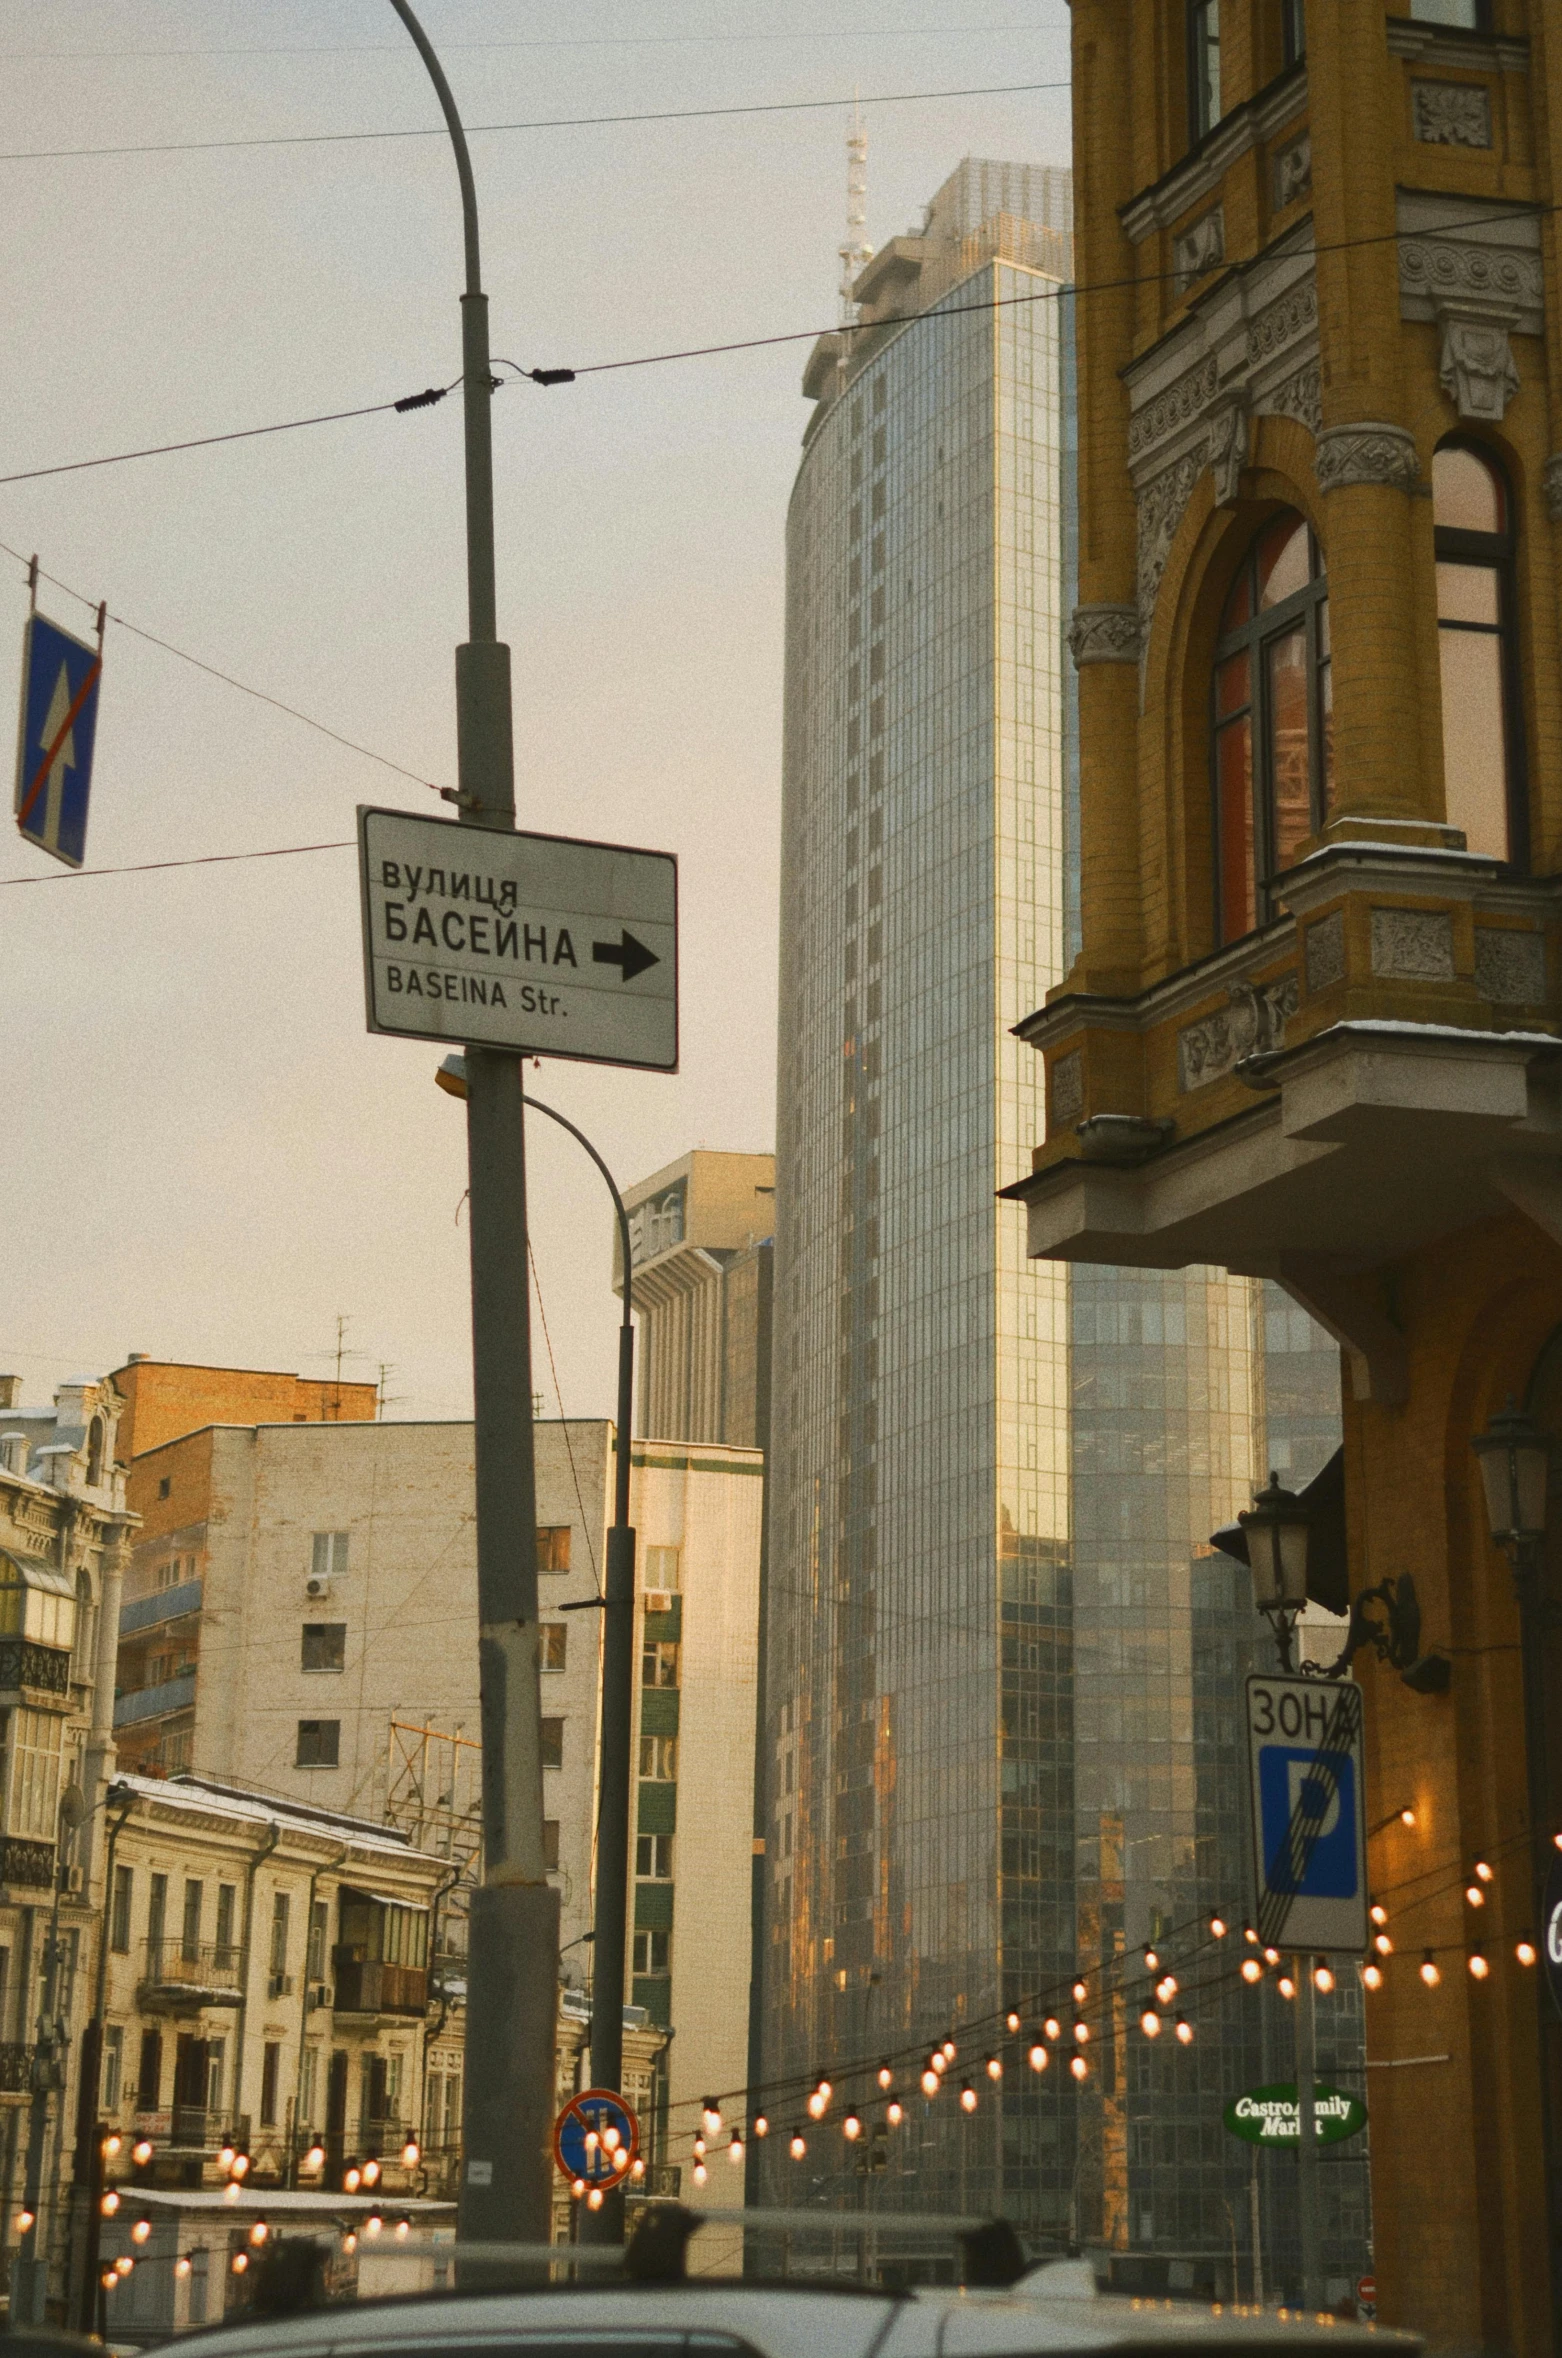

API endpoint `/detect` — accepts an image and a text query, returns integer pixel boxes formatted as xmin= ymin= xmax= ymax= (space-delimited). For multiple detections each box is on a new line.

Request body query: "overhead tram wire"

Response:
xmin=4 ymin=22 xmax=1066 ymax=60
xmin=4 ymin=201 xmax=1554 ymax=497
xmin=0 ymin=78 xmax=1069 ymax=166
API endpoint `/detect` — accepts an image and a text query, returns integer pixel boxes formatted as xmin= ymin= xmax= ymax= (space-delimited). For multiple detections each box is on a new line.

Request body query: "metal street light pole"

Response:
xmin=388 ymin=0 xmax=557 ymax=2245
xmin=435 ymin=1057 xmax=638 ymax=2243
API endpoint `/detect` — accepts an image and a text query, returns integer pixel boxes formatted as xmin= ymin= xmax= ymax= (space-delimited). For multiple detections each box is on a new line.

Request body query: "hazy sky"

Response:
xmin=1 ymin=0 xmax=1071 ymax=1428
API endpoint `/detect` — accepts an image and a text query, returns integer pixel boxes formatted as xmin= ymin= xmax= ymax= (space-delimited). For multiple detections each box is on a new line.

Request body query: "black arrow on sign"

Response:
xmin=592 ymin=929 xmax=660 ymax=985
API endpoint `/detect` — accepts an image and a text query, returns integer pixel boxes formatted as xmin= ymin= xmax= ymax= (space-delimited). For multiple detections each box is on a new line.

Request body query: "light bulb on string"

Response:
xmin=1362 ymin=1960 xmax=1384 ymax=1991
xmin=1155 ymin=1975 xmax=1177 ymax=2005
xmin=1005 ymin=2011 xmax=1021 ymax=2034
xmin=100 ymin=2192 xmax=119 ymax=2218
xmin=1140 ymin=2009 xmax=1161 ymax=2039
xmin=1210 ymin=1915 xmax=1228 ymax=1939
xmin=959 ymin=2082 xmax=977 ymax=2113
xmin=15 ymin=2208 xmax=34 ymax=2235
xmin=921 ymin=2067 xmax=939 ymax=2097
xmin=1241 ymin=1957 xmax=1263 ymax=1985
xmin=104 ymin=2134 xmax=122 ymax=2159
xmin=174 ymin=2255 xmax=193 ymax=2282
xmin=1028 ymin=2042 xmax=1048 ymax=2073
xmin=1369 ymin=1902 xmax=1388 ymax=1928
xmin=877 ymin=2062 xmax=893 ymax=2090
xmin=1143 ymin=1946 xmax=1159 ymax=1972
xmin=1468 ymin=1948 xmax=1490 ymax=1980
xmin=941 ymin=2040 xmax=956 ymax=2063
xmin=1518 ymin=1936 xmax=1539 ymax=1968
xmin=1070 ymin=2054 xmax=1088 ymax=2082
xmin=395 ymin=2216 xmax=411 ymax=2239
xmin=789 ymin=2130 xmax=806 ymax=2161
xmin=1401 ymin=1807 xmax=1417 ymax=1828
xmin=1072 ymin=1980 xmax=1087 ymax=2005
xmin=931 ymin=2051 xmax=947 ymax=2076
xmin=692 ymin=2134 xmax=706 ymax=2160
xmin=230 ymin=2255 xmax=247 ymax=2278
xmin=753 ymin=2114 xmax=769 ymax=2138
xmin=343 ymin=2165 xmax=362 ymax=2194
xmin=249 ymin=2220 xmax=270 ymax=2247
xmin=233 ymin=2153 xmax=252 ymax=2179
xmin=843 ymin=2111 xmax=862 ymax=2142
xmin=570 ymin=2178 xmax=586 ymax=2200
xmin=702 ymin=2099 xmax=723 ymax=2137
xmin=886 ymin=2098 xmax=904 ymax=2127
xmin=630 ymin=2159 xmax=646 ymax=2182
xmin=1313 ymin=1962 xmax=1334 ymax=1994
xmin=985 ymin=2054 xmax=1002 ymax=2082
xmin=304 ymin=2142 xmax=325 ymax=2171
xmin=132 ymin=2138 xmax=153 ymax=2166
xmin=1043 ymin=2016 xmax=1062 ymax=2042
xmin=116 ymin=2256 xmax=134 ymax=2279
xmin=1475 ymin=1860 xmax=1493 ymax=1883
xmin=365 ymin=2211 xmax=384 ymax=2238
xmin=1277 ymin=1972 xmax=1296 ymax=2001
xmin=691 ymin=2164 xmax=707 ymax=2188
xmin=402 ymin=2137 xmax=420 ymax=2167
xmin=1465 ymin=1881 xmax=1485 ymax=1909
xmin=132 ymin=2216 xmax=152 ymax=2246
xmin=807 ymin=2090 xmax=827 ymax=2122
xmin=1175 ymin=2015 xmax=1194 ymax=2045
xmin=1262 ymin=1947 xmax=1280 ymax=1967
xmin=1374 ymin=1932 xmax=1393 ymax=1956
xmin=729 ymin=2136 xmax=744 ymax=2165
xmin=1073 ymin=2019 xmax=1090 ymax=2044
xmin=613 ymin=2147 xmax=631 ymax=2173
xmin=1420 ymin=1952 xmax=1441 ymax=1987
xmin=1243 ymin=1924 xmax=1259 ymax=1945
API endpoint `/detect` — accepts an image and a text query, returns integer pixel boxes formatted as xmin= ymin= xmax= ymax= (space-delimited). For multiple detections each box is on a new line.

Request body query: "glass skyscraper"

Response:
xmin=764 ymin=159 xmax=1366 ymax=2291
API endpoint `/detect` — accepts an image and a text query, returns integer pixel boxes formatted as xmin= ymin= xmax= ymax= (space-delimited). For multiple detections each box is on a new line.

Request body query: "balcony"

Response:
xmin=0 ymin=1838 xmax=56 ymax=1891
xmin=332 ymin=1960 xmax=428 ymax=2019
xmin=0 ymin=1641 xmax=71 ymax=1700
xmin=1009 ymin=845 xmax=1562 ymax=1396
xmin=114 ymin=1669 xmax=197 ymax=1729
xmin=0 ymin=2044 xmax=34 ymax=2094
xmin=138 ymin=1939 xmax=244 ymax=2009
xmin=119 ymin=1579 xmax=203 ymax=1638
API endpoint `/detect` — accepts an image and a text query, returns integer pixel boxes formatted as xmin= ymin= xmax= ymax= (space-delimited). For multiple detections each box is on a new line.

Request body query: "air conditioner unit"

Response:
xmin=305 ymin=1575 xmax=331 ymax=1600
xmin=308 ymin=1983 xmax=332 ymax=2012
xmin=65 ymin=1864 xmax=84 ymax=1895
xmin=644 ymin=1592 xmax=673 ymax=1615
xmin=267 ymin=1972 xmax=295 ymax=1999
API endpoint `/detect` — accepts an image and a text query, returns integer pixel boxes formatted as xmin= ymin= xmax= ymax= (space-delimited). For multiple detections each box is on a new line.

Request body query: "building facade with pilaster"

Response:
xmin=1011 ymin=4 xmax=1562 ymax=2349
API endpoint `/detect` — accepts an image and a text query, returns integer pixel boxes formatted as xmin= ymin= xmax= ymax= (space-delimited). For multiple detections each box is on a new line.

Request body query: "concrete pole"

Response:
xmin=386 ymin=0 xmax=558 ymax=2245
xmin=1294 ymin=1957 xmax=1322 ymax=2311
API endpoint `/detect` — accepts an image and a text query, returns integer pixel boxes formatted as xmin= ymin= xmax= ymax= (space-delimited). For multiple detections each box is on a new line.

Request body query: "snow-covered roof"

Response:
xmin=114 ymin=1772 xmax=452 ymax=1872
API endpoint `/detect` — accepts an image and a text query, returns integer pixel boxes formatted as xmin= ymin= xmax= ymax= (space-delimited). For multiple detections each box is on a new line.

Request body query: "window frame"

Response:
xmin=1433 ymin=435 xmax=1527 ymax=869
xmin=1209 ymin=513 xmax=1332 ymax=945
xmin=1186 ymin=0 xmax=1222 ymax=147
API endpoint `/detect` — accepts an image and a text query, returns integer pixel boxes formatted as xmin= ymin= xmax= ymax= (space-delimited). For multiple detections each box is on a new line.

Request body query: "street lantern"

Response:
xmin=1471 ymin=1399 xmax=1550 ymax=1553
xmin=1240 ymin=1471 xmax=1309 ymax=1668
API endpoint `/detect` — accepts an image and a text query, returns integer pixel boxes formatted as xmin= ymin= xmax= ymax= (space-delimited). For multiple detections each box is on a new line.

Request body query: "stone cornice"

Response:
xmin=1385 ymin=17 xmax=1530 ymax=75
xmin=1120 ymin=64 xmax=1308 ymax=245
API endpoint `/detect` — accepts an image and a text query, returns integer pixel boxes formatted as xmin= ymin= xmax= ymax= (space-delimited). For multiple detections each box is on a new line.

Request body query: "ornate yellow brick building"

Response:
xmin=1011 ymin=3 xmax=1562 ymax=2347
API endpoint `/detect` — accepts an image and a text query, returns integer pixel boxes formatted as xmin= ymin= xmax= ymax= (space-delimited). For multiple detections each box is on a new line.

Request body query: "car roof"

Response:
xmin=157 ymin=2270 xmax=1417 ymax=2358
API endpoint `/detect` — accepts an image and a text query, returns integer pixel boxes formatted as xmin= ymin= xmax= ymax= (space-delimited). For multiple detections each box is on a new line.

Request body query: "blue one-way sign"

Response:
xmin=14 ymin=611 xmax=103 ymax=869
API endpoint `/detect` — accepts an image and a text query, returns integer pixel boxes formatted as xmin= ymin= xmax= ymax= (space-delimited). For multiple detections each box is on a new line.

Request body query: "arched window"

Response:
xmin=1433 ymin=441 xmax=1522 ymax=864
xmin=1187 ymin=0 xmax=1221 ymax=143
xmin=85 ymin=1416 xmax=104 ymax=1489
xmin=1211 ymin=511 xmax=1332 ymax=944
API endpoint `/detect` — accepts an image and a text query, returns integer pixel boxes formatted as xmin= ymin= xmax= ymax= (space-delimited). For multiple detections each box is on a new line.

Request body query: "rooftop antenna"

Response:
xmin=837 ymin=102 xmax=873 ymax=369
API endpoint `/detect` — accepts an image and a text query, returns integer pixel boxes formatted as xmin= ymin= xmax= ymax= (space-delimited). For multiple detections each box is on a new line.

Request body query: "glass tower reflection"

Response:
xmin=764 ymin=160 xmax=1365 ymax=2291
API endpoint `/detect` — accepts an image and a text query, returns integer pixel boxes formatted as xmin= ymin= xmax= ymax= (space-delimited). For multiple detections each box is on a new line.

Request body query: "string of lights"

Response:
xmin=641 ymin=1816 xmax=1552 ymax=2169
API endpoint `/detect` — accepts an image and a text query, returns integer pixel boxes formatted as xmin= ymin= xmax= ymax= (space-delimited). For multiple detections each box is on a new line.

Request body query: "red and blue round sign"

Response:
xmin=553 ymin=2088 xmax=640 ymax=2188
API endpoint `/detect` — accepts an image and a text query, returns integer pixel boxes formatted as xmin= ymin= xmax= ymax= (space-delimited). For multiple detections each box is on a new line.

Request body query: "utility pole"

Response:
xmin=1293 ymin=1956 xmax=1322 ymax=2311
xmin=387 ymin=0 xmax=558 ymax=2244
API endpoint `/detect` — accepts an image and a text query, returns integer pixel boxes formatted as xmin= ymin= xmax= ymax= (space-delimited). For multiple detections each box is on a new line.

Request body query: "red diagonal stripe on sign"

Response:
xmin=18 ymin=655 xmax=102 ymax=830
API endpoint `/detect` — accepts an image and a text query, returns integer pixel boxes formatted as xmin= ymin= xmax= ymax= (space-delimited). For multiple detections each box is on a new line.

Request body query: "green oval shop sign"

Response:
xmin=1223 ymin=2083 xmax=1367 ymax=2146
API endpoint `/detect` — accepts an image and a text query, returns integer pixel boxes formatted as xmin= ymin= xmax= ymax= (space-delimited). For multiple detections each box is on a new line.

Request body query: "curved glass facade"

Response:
xmin=765 ymin=173 xmax=1365 ymax=2293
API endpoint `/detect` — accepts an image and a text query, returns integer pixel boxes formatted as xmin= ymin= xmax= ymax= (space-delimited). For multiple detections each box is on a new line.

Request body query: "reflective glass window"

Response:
xmin=1433 ymin=441 xmax=1519 ymax=863
xmin=1212 ymin=511 xmax=1330 ymax=942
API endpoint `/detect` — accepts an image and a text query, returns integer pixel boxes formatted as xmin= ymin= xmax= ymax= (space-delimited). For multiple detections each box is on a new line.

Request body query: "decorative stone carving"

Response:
xmin=1315 ymin=422 xmax=1420 ymax=493
xmin=1304 ymin=911 xmax=1346 ymax=994
xmin=1274 ymin=132 xmax=1312 ymax=209
xmin=1175 ymin=206 xmax=1225 ymax=293
xmin=1546 ymin=456 xmax=1562 ymax=524
xmin=1049 ymin=1050 xmax=1084 ymax=1123
xmin=1248 ymin=281 xmax=1317 ymax=369
xmin=1127 ymin=355 xmax=1220 ymax=463
xmin=1178 ymin=973 xmax=1299 ymax=1092
xmin=1265 ymin=362 xmax=1323 ymax=437
xmin=1398 ymin=234 xmax=1543 ymax=329
xmin=1068 ymin=606 xmax=1142 ymax=667
xmin=1440 ymin=316 xmax=1520 ymax=422
xmin=1207 ymin=398 xmax=1248 ymax=506
xmin=1136 ymin=448 xmax=1206 ymax=628
xmin=1370 ymin=908 xmax=1454 ymax=980
xmin=1475 ymin=927 xmax=1546 ymax=1005
xmin=1411 ymin=79 xmax=1492 ymax=148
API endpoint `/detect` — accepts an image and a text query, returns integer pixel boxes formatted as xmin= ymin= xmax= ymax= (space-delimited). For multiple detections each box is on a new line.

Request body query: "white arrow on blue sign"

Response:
xmin=13 ymin=611 xmax=103 ymax=869
xmin=1246 ymin=1672 xmax=1367 ymax=1955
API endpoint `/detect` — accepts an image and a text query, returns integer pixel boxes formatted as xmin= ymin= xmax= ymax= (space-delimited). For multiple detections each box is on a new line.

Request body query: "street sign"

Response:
xmin=1246 ymin=1673 xmax=1367 ymax=1954
xmin=1223 ymin=2081 xmax=1367 ymax=2147
xmin=553 ymin=2088 xmax=639 ymax=2188
xmin=14 ymin=611 xmax=103 ymax=869
xmin=358 ymin=805 xmax=677 ymax=1070
xmin=1357 ymin=2275 xmax=1377 ymax=2321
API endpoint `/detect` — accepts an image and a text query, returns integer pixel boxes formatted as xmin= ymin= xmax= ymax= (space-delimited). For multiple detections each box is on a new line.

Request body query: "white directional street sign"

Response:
xmin=358 ymin=806 xmax=677 ymax=1071
xmin=1246 ymin=1672 xmax=1367 ymax=1956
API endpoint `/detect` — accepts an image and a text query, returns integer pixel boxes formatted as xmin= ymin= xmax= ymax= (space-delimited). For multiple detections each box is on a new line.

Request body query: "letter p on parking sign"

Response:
xmin=1246 ymin=1673 xmax=1367 ymax=1954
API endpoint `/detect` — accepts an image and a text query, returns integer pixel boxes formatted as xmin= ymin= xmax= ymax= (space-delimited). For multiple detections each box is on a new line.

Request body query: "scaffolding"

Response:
xmin=383 ymin=1718 xmax=483 ymax=1883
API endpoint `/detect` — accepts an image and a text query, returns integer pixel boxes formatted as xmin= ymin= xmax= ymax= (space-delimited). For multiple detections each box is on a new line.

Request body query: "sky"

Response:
xmin=0 ymin=0 xmax=1072 ymax=1428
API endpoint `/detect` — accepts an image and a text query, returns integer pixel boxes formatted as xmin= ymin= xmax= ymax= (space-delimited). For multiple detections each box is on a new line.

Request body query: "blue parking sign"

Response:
xmin=1246 ymin=1673 xmax=1367 ymax=1953
xmin=14 ymin=611 xmax=103 ymax=869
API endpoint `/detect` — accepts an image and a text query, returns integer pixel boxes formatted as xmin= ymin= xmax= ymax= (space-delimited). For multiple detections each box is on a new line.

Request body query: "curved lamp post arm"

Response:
xmin=522 ymin=1094 xmax=633 ymax=1335
xmin=384 ymin=0 xmax=481 ymax=296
